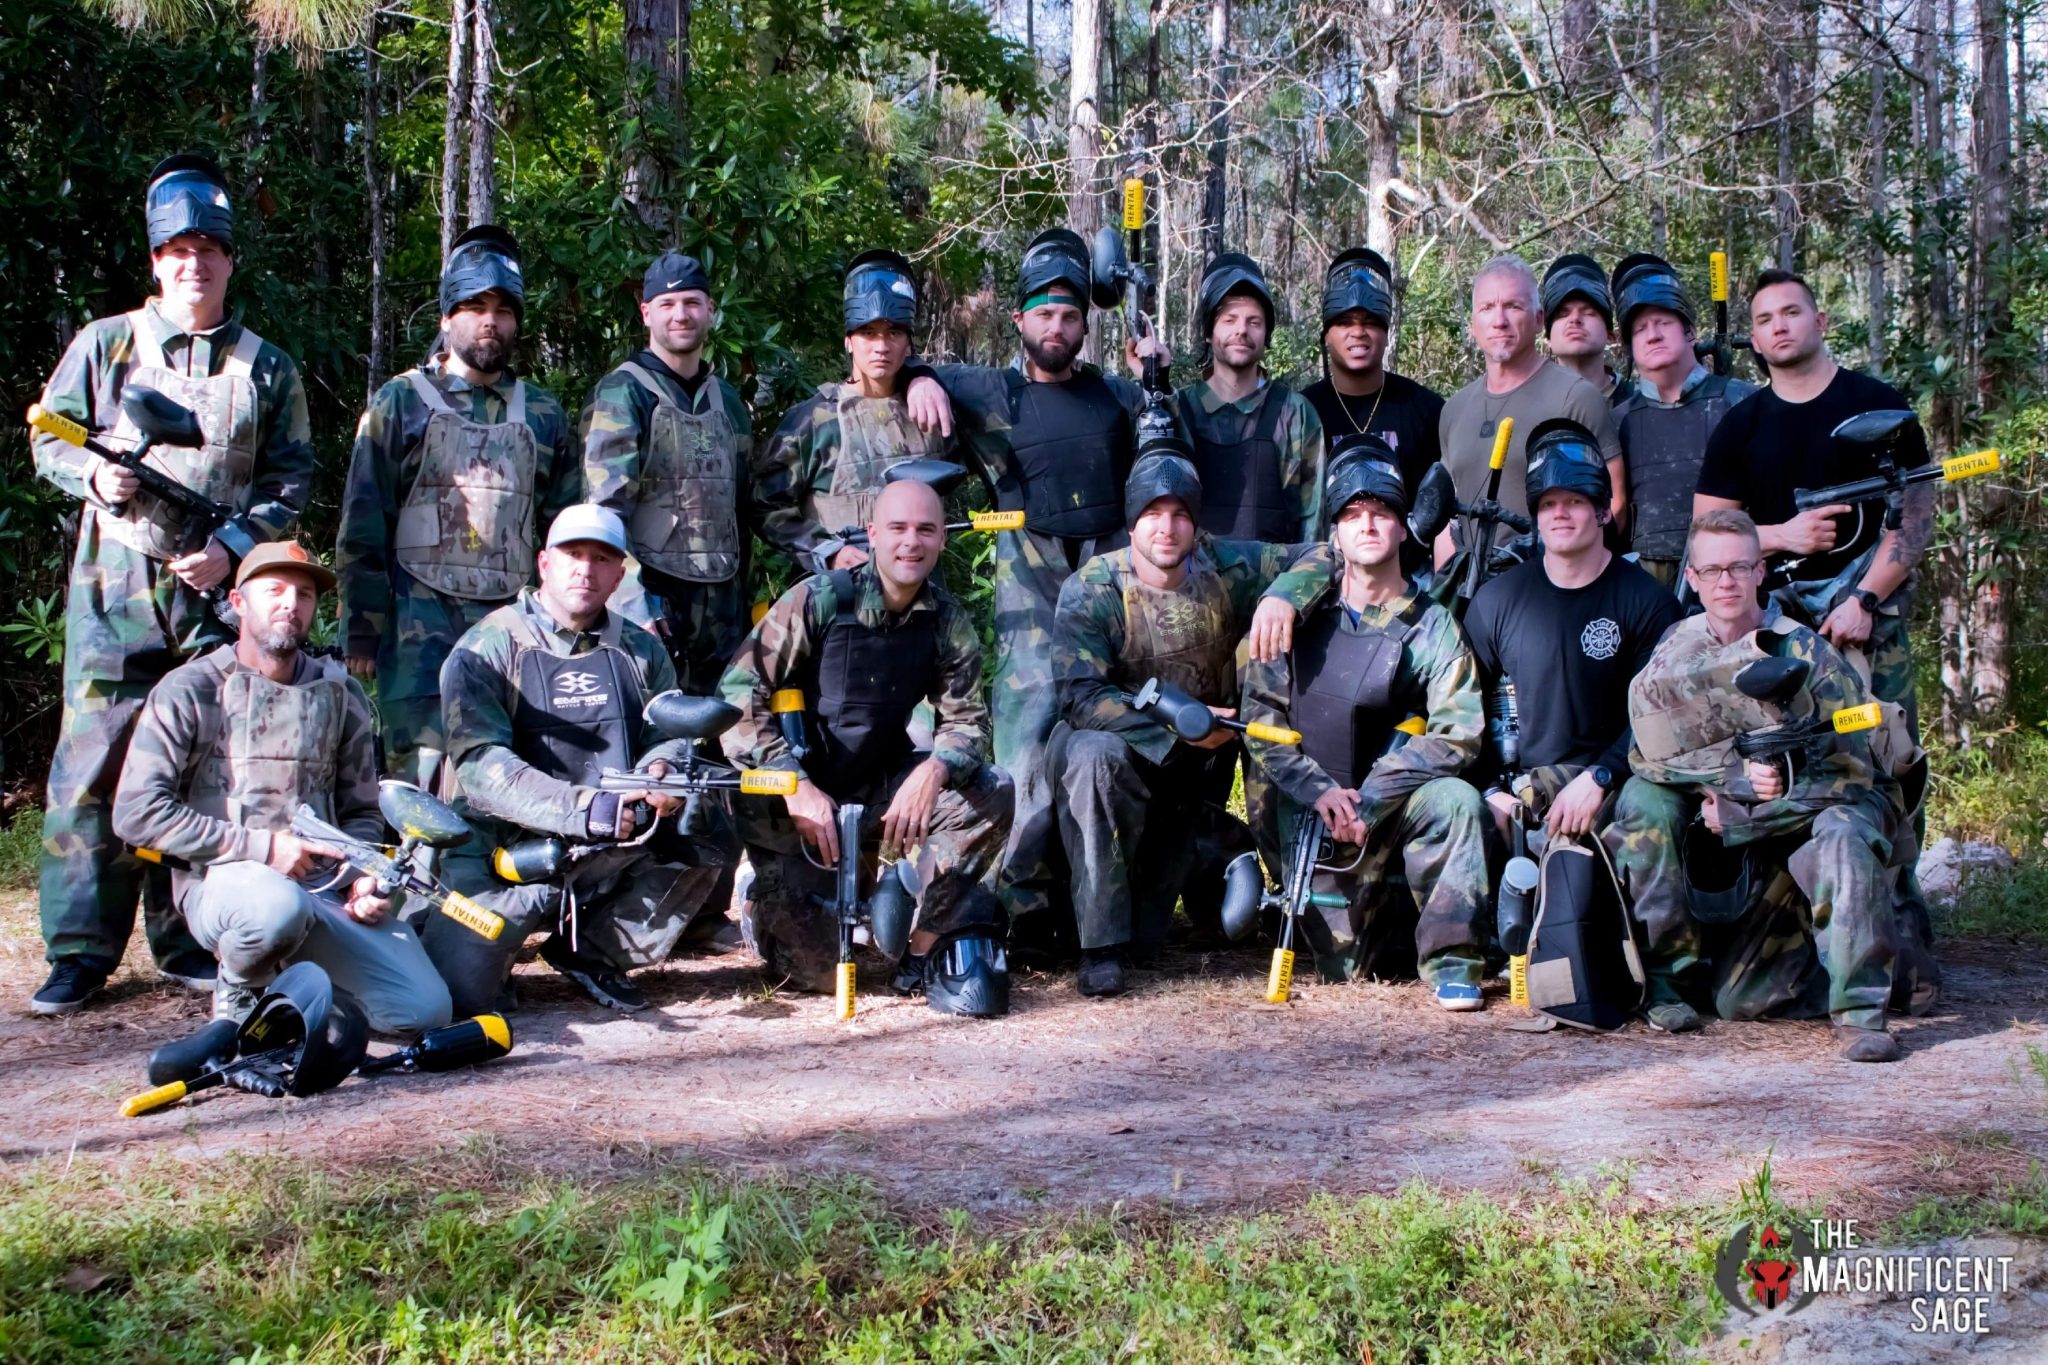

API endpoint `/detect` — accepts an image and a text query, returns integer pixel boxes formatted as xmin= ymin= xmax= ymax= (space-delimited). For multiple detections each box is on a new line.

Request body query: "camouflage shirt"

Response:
xmin=718 ymin=565 xmax=989 ymax=786
xmin=1241 ymin=574 xmax=1482 ymax=826
xmin=111 ymin=646 xmax=381 ymax=868
xmin=335 ymin=362 xmax=580 ymax=659
xmin=1054 ymin=535 xmax=1303 ymax=766
xmin=33 ymin=301 xmax=313 ymax=555
xmin=441 ymin=589 xmax=679 ymax=841
xmin=1172 ymin=379 xmax=1326 ymax=541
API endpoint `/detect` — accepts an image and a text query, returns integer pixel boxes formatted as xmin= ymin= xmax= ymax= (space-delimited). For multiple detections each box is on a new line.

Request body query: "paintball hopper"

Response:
xmin=1734 ymin=656 xmax=1812 ymax=708
xmin=1831 ymin=409 xmax=1919 ymax=450
xmin=882 ymin=458 xmax=972 ymax=498
xmin=146 ymin=1018 xmax=240 ymax=1086
xmin=1130 ymin=676 xmax=1225 ymax=743
xmin=643 ymin=691 xmax=742 ymax=744
xmin=868 ymin=860 xmax=918 ymax=959
xmin=378 ymin=780 xmax=472 ymax=850
xmin=1408 ymin=462 xmax=1456 ymax=546
xmin=1220 ymin=851 xmax=1266 ymax=942
xmin=120 ymin=385 xmax=206 ymax=450
xmin=1089 ymin=225 xmax=1132 ymax=310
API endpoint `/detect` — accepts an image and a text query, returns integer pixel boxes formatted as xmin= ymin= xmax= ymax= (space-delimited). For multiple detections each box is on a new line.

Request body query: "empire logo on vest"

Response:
xmin=552 ymin=669 xmax=612 ymax=710
xmin=1580 ymin=617 xmax=1621 ymax=661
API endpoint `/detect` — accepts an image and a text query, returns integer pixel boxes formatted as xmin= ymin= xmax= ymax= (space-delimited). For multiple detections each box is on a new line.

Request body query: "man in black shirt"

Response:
xmin=1464 ymin=420 xmax=1682 ymax=840
xmin=1299 ymin=248 xmax=1445 ymax=501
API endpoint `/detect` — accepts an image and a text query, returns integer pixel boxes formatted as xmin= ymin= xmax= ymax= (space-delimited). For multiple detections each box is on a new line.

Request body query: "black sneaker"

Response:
xmin=156 ymin=948 xmax=218 ymax=994
xmin=892 ymin=952 xmax=929 ymax=996
xmin=1076 ymin=949 xmax=1126 ymax=998
xmin=538 ymin=937 xmax=648 ymax=1012
xmin=32 ymin=957 xmax=114 ymax=1017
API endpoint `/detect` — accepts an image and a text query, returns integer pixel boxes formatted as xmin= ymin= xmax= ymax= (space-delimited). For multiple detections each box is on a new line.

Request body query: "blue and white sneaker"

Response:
xmin=1435 ymin=980 xmax=1485 ymax=1012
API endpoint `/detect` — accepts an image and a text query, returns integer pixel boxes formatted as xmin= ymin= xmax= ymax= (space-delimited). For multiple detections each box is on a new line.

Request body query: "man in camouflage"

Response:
xmin=430 ymin=505 xmax=729 ymax=1014
xmin=580 ymin=250 xmax=757 ymax=695
xmin=1240 ymin=440 xmax=1492 ymax=1005
xmin=111 ymin=542 xmax=450 ymax=1035
xmin=1613 ymin=509 xmax=1917 ymax=1061
xmin=753 ymin=251 xmax=954 ymax=576
xmin=336 ymin=225 xmax=580 ymax=797
xmin=1609 ymin=254 xmax=1754 ymax=586
xmin=1050 ymin=454 xmax=1307 ymax=998
xmin=1173 ymin=252 xmax=1326 ymax=543
xmin=897 ymin=228 xmax=1153 ymax=955
xmin=30 ymin=154 xmax=314 ymax=1015
xmin=720 ymin=479 xmax=1015 ymax=1016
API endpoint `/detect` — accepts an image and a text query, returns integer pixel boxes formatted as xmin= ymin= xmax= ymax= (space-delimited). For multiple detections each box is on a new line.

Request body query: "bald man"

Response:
xmin=719 ymin=479 xmax=1015 ymax=1016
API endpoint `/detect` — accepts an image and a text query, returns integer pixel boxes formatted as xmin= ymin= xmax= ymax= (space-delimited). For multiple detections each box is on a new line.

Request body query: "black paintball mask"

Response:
xmin=1524 ymin=417 xmax=1612 ymax=510
xmin=442 ymin=224 xmax=526 ymax=321
xmin=843 ymin=249 xmax=919 ymax=334
xmin=1124 ymin=452 xmax=1204 ymax=527
xmin=146 ymin=153 xmax=235 ymax=253
xmin=1540 ymin=252 xmax=1613 ymax=330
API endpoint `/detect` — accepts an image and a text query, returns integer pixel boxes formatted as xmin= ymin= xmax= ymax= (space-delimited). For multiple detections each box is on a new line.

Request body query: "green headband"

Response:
xmin=1022 ymin=287 xmax=1085 ymax=311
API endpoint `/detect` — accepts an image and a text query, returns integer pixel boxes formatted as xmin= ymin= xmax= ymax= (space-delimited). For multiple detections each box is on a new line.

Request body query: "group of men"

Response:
xmin=26 ymin=153 xmax=1938 ymax=1063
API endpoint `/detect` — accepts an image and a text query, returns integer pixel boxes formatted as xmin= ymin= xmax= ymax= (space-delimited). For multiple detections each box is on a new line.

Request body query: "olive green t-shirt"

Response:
xmin=1438 ymin=360 xmax=1624 ymax=521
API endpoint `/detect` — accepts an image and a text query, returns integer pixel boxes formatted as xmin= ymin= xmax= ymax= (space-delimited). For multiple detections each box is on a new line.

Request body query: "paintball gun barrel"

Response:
xmin=819 ymin=804 xmax=914 ymax=1020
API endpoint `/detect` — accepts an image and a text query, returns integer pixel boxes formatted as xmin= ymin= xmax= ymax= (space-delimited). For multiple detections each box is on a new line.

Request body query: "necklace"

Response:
xmin=1335 ymin=373 xmax=1387 ymax=437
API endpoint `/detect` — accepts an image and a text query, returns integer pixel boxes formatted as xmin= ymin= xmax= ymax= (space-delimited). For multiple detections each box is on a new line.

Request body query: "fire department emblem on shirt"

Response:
xmin=1580 ymin=617 xmax=1621 ymax=661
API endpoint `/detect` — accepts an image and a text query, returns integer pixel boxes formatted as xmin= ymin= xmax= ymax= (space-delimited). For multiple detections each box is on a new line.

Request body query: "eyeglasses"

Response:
xmin=1689 ymin=560 xmax=1762 ymax=583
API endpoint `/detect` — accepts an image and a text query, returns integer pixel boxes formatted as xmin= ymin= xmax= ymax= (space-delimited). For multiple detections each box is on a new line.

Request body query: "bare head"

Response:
xmin=1685 ymin=508 xmax=1767 ymax=631
xmin=866 ymin=479 xmax=947 ymax=593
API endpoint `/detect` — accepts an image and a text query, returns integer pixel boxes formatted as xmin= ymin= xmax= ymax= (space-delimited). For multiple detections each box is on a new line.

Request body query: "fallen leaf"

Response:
xmin=56 ymin=1263 xmax=117 ymax=1295
xmin=1107 ymin=1124 xmax=1134 ymax=1135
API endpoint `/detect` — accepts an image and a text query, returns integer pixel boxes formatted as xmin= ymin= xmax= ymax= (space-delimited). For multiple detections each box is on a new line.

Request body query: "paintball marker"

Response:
xmin=815 ymin=801 xmax=918 ymax=1020
xmin=1694 ymin=250 xmax=1765 ymax=380
xmin=1774 ymin=409 xmax=1999 ymax=585
xmin=1126 ymin=675 xmax=1301 ymax=746
xmin=1730 ymin=655 xmax=1882 ymax=789
xmin=294 ymin=781 xmax=507 ymax=942
xmin=836 ymin=458 xmax=1028 ymax=548
xmin=1420 ymin=421 xmax=1534 ymax=614
xmin=1091 ymin=174 xmax=1189 ymax=461
xmin=27 ymin=385 xmax=258 ymax=563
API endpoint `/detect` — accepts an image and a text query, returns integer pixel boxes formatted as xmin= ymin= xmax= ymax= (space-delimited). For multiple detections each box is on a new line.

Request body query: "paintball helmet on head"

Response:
xmin=1125 ymin=452 xmax=1204 ymax=527
xmin=1197 ymin=253 xmax=1275 ymax=338
xmin=1611 ymin=252 xmax=1697 ymax=340
xmin=1016 ymin=229 xmax=1092 ymax=310
xmin=1540 ymin=252 xmax=1613 ymax=328
xmin=145 ymin=153 xmax=234 ymax=253
xmin=1325 ymin=434 xmax=1411 ymax=519
xmin=441 ymin=225 xmax=525 ymax=321
xmin=1322 ymin=248 xmax=1395 ymax=328
xmin=1524 ymin=417 xmax=1612 ymax=509
xmin=843 ymin=249 xmax=919 ymax=334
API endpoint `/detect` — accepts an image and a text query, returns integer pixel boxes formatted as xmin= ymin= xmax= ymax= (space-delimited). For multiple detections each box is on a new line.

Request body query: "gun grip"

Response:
xmin=835 ymin=962 xmax=857 ymax=1021
xmin=1265 ymin=948 xmax=1295 ymax=1004
xmin=122 ymin=1080 xmax=189 ymax=1118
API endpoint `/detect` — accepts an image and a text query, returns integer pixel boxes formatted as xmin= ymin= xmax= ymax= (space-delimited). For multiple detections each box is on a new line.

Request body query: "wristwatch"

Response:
xmin=1853 ymin=588 xmax=1882 ymax=614
xmin=1588 ymin=764 xmax=1615 ymax=791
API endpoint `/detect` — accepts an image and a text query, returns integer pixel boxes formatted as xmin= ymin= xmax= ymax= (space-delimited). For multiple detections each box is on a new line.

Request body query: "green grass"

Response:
xmin=0 ymin=808 xmax=38 ymax=891
xmin=1930 ymin=854 xmax=2048 ymax=940
xmin=0 ymin=1149 xmax=1726 ymax=1364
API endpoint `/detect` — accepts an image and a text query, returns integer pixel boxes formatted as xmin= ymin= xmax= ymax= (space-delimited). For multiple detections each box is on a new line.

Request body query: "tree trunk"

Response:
xmin=1069 ymin=0 xmax=1103 ymax=362
xmin=1648 ymin=0 xmax=1666 ymax=254
xmin=441 ymin=0 xmax=471 ymax=261
xmin=1866 ymin=52 xmax=1886 ymax=372
xmin=1201 ymin=0 xmax=1229 ymax=260
xmin=363 ymin=16 xmax=389 ymax=397
xmin=1966 ymin=0 xmax=2016 ymax=726
xmin=1916 ymin=0 xmax=1965 ymax=739
xmin=1773 ymin=45 xmax=1795 ymax=269
xmin=467 ymin=0 xmax=498 ymax=225
xmin=622 ymin=0 xmax=691 ymax=240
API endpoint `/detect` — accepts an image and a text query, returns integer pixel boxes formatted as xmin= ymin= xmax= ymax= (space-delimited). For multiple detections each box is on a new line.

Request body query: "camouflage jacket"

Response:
xmin=111 ymin=646 xmax=380 ymax=868
xmin=1241 ymin=574 xmax=1482 ymax=825
xmin=1629 ymin=613 xmax=1889 ymax=847
xmin=335 ymin=362 xmax=579 ymax=659
xmin=1173 ymin=378 xmax=1327 ymax=541
xmin=718 ymin=565 xmax=989 ymax=786
xmin=441 ymin=590 xmax=679 ymax=840
xmin=33 ymin=301 xmax=313 ymax=557
xmin=1054 ymin=535 xmax=1304 ymax=766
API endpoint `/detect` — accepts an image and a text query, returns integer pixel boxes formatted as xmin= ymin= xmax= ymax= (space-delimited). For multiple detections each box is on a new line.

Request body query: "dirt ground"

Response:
xmin=4 ymin=888 xmax=2046 ymax=1355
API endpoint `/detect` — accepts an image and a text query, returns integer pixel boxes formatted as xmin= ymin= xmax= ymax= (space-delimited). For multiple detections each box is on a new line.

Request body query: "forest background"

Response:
xmin=1 ymin=0 xmax=2044 ymax=859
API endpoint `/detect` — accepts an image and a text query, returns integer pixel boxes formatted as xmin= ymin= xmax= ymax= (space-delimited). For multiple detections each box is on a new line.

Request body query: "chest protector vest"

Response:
xmin=1290 ymin=600 xmax=1425 ymax=789
xmin=1525 ymin=835 xmax=1645 ymax=1031
xmin=810 ymin=384 xmax=948 ymax=537
xmin=1629 ymin=617 xmax=1795 ymax=777
xmin=394 ymin=371 xmax=539 ymax=602
xmin=504 ymin=606 xmax=644 ymax=786
xmin=808 ymin=571 xmax=939 ymax=796
xmin=1178 ymin=383 xmax=1293 ymax=543
xmin=102 ymin=313 xmax=263 ymax=560
xmin=188 ymin=647 xmax=350 ymax=832
xmin=1003 ymin=370 xmax=1131 ymax=539
xmin=617 ymin=363 xmax=742 ymax=583
xmin=1619 ymin=379 xmax=1740 ymax=562
xmin=1114 ymin=554 xmax=1239 ymax=706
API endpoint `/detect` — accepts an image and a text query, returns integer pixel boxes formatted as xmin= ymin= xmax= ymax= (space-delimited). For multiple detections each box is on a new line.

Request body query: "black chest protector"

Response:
xmin=509 ymin=619 xmax=643 ymax=786
xmin=1004 ymin=370 xmax=1133 ymax=540
xmin=1620 ymin=379 xmax=1740 ymax=561
xmin=1178 ymin=383 xmax=1293 ymax=542
xmin=808 ymin=571 xmax=939 ymax=797
xmin=1290 ymin=599 xmax=1424 ymax=789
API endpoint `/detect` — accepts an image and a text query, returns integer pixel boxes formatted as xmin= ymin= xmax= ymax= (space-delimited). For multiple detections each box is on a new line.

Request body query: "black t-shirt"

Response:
xmin=1301 ymin=371 xmax=1445 ymax=498
xmin=1697 ymin=366 xmax=1928 ymax=580
xmin=1463 ymin=553 xmax=1683 ymax=777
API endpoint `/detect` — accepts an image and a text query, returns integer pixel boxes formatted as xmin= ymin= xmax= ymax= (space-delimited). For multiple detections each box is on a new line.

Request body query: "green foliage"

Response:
xmin=0 ymin=808 xmax=40 ymax=890
xmin=2 ymin=594 xmax=66 ymax=667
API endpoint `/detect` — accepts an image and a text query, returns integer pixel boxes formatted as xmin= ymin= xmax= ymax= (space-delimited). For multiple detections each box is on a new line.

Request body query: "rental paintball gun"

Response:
xmin=1694 ymin=250 xmax=1765 ymax=380
xmin=836 ymin=458 xmax=1028 ymax=549
xmin=816 ymin=801 xmax=917 ymax=1020
xmin=1126 ymin=675 xmax=1302 ymax=747
xmin=1730 ymin=655 xmax=1883 ymax=789
xmin=293 ymin=781 xmax=507 ymax=942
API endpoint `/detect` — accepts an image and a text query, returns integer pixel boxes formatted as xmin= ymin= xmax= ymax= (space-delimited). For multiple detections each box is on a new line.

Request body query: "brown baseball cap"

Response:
xmin=234 ymin=540 xmax=337 ymax=592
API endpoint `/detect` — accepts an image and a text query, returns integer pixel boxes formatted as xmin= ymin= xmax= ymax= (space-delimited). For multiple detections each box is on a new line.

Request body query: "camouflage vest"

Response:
xmin=617 ymin=362 xmax=741 ymax=583
xmin=394 ymin=371 xmax=538 ymax=601
xmin=100 ymin=311 xmax=263 ymax=560
xmin=1115 ymin=551 xmax=1239 ymax=707
xmin=1628 ymin=616 xmax=1795 ymax=772
xmin=809 ymin=383 xmax=947 ymax=537
xmin=188 ymin=646 xmax=349 ymax=833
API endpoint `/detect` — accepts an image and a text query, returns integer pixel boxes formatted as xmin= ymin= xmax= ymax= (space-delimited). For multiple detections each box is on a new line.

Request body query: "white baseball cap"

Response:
xmin=544 ymin=504 xmax=629 ymax=553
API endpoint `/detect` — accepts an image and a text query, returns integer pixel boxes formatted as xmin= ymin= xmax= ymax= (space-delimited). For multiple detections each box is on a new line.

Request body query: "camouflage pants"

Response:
xmin=737 ymin=762 xmax=1012 ymax=993
xmin=1049 ymin=726 xmax=1253 ymax=953
xmin=1845 ymin=607 xmax=1940 ymax=1013
xmin=1608 ymin=780 xmax=1897 ymax=1030
xmin=375 ymin=575 xmax=506 ymax=796
xmin=432 ymin=835 xmax=727 ymax=1017
xmin=992 ymin=528 xmax=1122 ymax=934
xmin=643 ymin=567 xmax=750 ymax=698
xmin=1270 ymin=780 xmax=1490 ymax=989
xmin=1603 ymin=778 xmax=1707 ymax=1005
xmin=40 ymin=538 xmax=223 ymax=965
